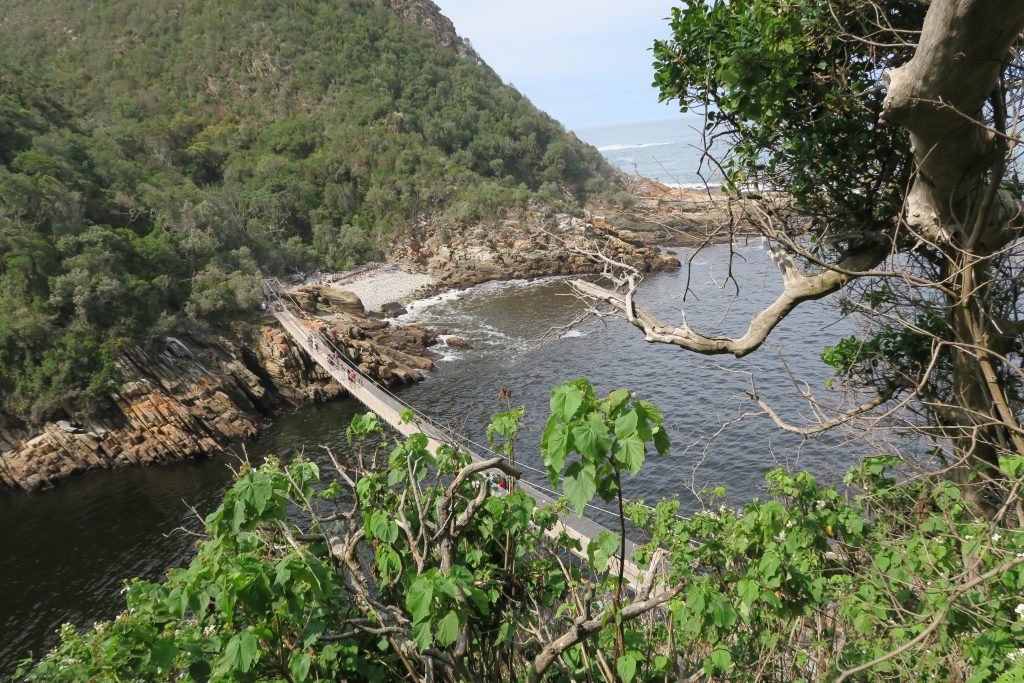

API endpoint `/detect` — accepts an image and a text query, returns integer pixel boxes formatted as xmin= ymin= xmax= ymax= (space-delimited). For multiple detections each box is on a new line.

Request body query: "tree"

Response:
xmin=575 ymin=0 xmax=1024 ymax=514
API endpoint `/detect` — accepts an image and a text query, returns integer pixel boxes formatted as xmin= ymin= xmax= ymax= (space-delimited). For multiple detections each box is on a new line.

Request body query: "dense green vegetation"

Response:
xmin=0 ymin=0 xmax=625 ymax=423
xmin=20 ymin=386 xmax=1024 ymax=681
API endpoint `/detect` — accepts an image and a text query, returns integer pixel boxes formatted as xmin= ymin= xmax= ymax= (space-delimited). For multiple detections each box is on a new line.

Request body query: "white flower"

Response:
xmin=1009 ymin=647 xmax=1024 ymax=662
xmin=993 ymin=533 xmax=1002 ymax=543
xmin=1015 ymin=603 xmax=1024 ymax=620
xmin=203 ymin=624 xmax=217 ymax=637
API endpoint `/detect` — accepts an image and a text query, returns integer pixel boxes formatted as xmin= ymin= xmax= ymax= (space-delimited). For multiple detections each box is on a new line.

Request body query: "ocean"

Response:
xmin=575 ymin=115 xmax=725 ymax=187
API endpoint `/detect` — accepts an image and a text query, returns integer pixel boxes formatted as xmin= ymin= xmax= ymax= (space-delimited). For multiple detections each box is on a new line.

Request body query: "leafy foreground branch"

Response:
xmin=19 ymin=383 xmax=1024 ymax=682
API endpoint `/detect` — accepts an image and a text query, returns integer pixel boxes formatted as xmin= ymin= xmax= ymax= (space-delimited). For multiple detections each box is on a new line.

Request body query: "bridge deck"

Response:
xmin=265 ymin=280 xmax=642 ymax=587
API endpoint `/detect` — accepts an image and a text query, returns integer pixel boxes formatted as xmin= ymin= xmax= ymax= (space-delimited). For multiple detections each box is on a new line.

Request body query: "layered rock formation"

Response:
xmin=390 ymin=206 xmax=680 ymax=290
xmin=600 ymin=176 xmax=774 ymax=246
xmin=0 ymin=303 xmax=438 ymax=491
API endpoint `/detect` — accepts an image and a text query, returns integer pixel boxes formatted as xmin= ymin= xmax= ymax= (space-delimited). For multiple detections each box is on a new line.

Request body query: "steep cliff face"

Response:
xmin=0 ymin=310 xmax=438 ymax=491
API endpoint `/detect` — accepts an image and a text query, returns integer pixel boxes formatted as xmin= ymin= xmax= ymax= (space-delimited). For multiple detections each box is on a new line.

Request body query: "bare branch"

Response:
xmin=571 ymin=244 xmax=888 ymax=358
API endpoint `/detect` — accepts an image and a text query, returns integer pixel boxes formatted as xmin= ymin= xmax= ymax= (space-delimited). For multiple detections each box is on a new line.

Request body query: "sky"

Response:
xmin=431 ymin=1 xmax=682 ymax=131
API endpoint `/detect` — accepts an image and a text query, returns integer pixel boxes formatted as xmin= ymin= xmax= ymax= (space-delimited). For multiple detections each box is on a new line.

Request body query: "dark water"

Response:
xmin=0 ymin=241 xmax=863 ymax=674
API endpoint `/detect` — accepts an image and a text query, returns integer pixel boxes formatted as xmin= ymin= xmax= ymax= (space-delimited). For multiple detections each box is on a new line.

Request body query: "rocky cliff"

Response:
xmin=0 ymin=305 xmax=438 ymax=491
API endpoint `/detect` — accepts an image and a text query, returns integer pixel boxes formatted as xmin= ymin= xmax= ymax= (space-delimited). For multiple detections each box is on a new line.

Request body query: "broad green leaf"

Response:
xmin=737 ymin=578 xmax=759 ymax=606
xmin=709 ymin=595 xmax=737 ymax=629
xmin=406 ymin=577 xmax=434 ymax=623
xmin=614 ymin=409 xmax=638 ymax=439
xmin=572 ymin=416 xmax=611 ymax=460
xmin=616 ymin=653 xmax=638 ymax=682
xmin=636 ymin=399 xmax=664 ymax=425
xmin=221 ymin=630 xmax=260 ymax=673
xmin=592 ymin=530 xmax=620 ymax=571
xmin=151 ymin=639 xmax=177 ymax=668
xmin=563 ymin=462 xmax=598 ymax=515
xmin=550 ymin=384 xmax=584 ymax=421
xmin=653 ymin=426 xmax=671 ymax=456
xmin=608 ymin=388 xmax=630 ymax=411
xmin=235 ymin=475 xmax=273 ymax=516
xmin=543 ymin=423 xmax=571 ymax=482
xmin=616 ymin=434 xmax=645 ymax=475
xmin=289 ymin=652 xmax=312 ymax=682
xmin=412 ymin=621 xmax=432 ymax=652
xmin=709 ymin=647 xmax=732 ymax=672
xmin=435 ymin=610 xmax=460 ymax=646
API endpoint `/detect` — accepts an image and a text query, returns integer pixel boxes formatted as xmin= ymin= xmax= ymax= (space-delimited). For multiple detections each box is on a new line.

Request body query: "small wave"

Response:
xmin=597 ymin=141 xmax=674 ymax=152
xmin=664 ymin=182 xmax=723 ymax=190
xmin=560 ymin=329 xmax=587 ymax=339
xmin=402 ymin=288 xmax=465 ymax=315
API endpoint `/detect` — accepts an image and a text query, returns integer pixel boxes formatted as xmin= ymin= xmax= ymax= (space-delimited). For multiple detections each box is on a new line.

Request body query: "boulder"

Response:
xmin=380 ymin=301 xmax=408 ymax=317
xmin=444 ymin=336 xmax=471 ymax=349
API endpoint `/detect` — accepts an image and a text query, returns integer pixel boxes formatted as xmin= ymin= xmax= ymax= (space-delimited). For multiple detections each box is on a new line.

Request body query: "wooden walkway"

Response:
xmin=264 ymin=279 xmax=642 ymax=587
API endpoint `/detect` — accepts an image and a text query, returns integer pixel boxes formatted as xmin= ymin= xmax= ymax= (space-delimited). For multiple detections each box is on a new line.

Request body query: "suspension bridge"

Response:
xmin=262 ymin=278 xmax=642 ymax=586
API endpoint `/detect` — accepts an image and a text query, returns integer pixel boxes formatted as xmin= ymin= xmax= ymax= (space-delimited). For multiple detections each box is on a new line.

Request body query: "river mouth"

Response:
xmin=0 ymin=241 xmax=864 ymax=673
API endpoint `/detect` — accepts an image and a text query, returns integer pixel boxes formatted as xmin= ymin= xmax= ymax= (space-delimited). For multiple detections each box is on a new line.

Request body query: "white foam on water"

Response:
xmin=598 ymin=142 xmax=674 ymax=152
xmin=664 ymin=182 xmax=722 ymax=189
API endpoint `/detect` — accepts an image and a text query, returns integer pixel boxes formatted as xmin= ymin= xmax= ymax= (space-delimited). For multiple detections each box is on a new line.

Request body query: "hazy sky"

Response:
xmin=431 ymin=1 xmax=681 ymax=130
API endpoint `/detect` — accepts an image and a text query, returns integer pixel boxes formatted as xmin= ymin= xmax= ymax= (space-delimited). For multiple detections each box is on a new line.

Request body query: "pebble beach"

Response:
xmin=316 ymin=264 xmax=437 ymax=313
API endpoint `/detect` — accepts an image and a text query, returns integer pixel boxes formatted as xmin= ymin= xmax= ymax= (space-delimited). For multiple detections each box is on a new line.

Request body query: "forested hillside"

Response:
xmin=0 ymin=0 xmax=625 ymax=424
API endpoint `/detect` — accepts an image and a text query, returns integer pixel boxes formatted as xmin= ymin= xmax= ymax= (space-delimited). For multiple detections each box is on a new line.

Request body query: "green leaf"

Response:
xmin=435 ymin=610 xmax=460 ymax=646
xmin=289 ymin=652 xmax=312 ymax=682
xmin=572 ymin=416 xmax=611 ymax=460
xmin=221 ymin=630 xmax=260 ymax=673
xmin=616 ymin=434 xmax=646 ymax=475
xmin=550 ymin=384 xmax=584 ymax=421
xmin=616 ymin=653 xmax=638 ymax=682
xmin=636 ymin=399 xmax=664 ymax=425
xmin=151 ymin=639 xmax=177 ymax=668
xmin=412 ymin=621 xmax=432 ymax=652
xmin=709 ymin=595 xmax=737 ymax=629
xmin=709 ymin=647 xmax=732 ymax=672
xmin=235 ymin=475 xmax=273 ymax=516
xmin=563 ymin=462 xmax=598 ymax=515
xmin=614 ymin=409 xmax=638 ymax=439
xmin=543 ymin=423 xmax=570 ymax=482
xmin=592 ymin=530 xmax=621 ymax=571
xmin=406 ymin=577 xmax=434 ymax=623
xmin=737 ymin=578 xmax=759 ymax=606
xmin=652 ymin=426 xmax=671 ymax=456
xmin=608 ymin=388 xmax=630 ymax=411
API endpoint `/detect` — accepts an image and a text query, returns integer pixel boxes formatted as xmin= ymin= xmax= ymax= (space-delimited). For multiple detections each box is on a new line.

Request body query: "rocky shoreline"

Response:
xmin=389 ymin=205 xmax=680 ymax=295
xmin=0 ymin=309 xmax=442 ymax=492
xmin=0 ymin=194 xmax=692 ymax=492
xmin=600 ymin=176 xmax=767 ymax=246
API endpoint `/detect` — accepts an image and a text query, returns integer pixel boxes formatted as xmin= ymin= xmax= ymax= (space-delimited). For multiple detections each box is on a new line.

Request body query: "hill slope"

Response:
xmin=0 ymin=0 xmax=626 ymax=423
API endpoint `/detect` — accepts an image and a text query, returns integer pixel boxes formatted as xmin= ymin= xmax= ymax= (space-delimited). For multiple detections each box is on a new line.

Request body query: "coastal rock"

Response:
xmin=598 ymin=176 xmax=786 ymax=246
xmin=444 ymin=336 xmax=471 ymax=349
xmin=390 ymin=204 xmax=681 ymax=291
xmin=287 ymin=285 xmax=365 ymax=316
xmin=0 ymin=308 xmax=440 ymax=491
xmin=380 ymin=301 xmax=408 ymax=317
